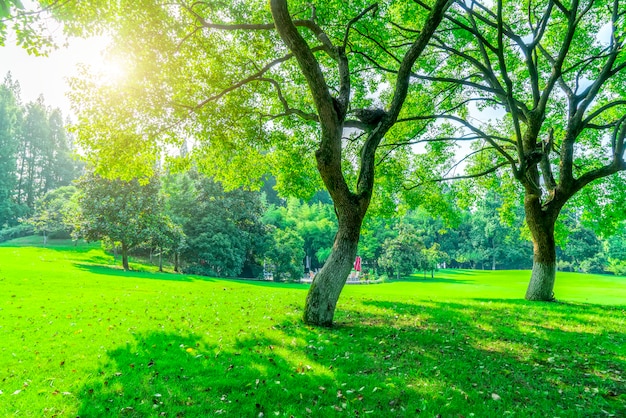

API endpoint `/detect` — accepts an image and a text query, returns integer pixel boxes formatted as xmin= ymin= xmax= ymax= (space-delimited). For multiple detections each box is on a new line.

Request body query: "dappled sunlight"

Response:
xmin=471 ymin=339 xmax=535 ymax=361
xmin=72 ymin=262 xmax=196 ymax=283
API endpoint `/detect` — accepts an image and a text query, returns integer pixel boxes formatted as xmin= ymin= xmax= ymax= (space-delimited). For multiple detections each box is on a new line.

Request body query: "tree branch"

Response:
xmin=182 ymin=46 xmax=326 ymax=112
xmin=355 ymin=0 xmax=453 ymax=199
xmin=342 ymin=3 xmax=378 ymax=49
xmin=257 ymin=77 xmax=319 ymax=122
xmin=404 ymin=161 xmax=510 ymax=190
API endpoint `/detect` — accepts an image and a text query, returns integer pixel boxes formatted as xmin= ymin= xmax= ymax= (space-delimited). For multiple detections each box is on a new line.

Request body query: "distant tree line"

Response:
xmin=15 ymin=167 xmax=626 ymax=279
xmin=0 ymin=73 xmax=81 ymax=232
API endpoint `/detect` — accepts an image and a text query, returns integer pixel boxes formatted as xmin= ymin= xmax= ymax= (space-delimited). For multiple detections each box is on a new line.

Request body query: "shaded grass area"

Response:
xmin=400 ymin=269 xmax=626 ymax=306
xmin=0 ymin=240 xmax=624 ymax=417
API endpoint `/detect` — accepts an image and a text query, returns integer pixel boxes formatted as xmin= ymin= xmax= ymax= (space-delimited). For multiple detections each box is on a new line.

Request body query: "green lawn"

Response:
xmin=1 ymin=238 xmax=625 ymax=417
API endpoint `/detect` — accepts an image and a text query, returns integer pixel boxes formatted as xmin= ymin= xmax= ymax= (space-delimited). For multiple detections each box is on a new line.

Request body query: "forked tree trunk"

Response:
xmin=303 ymin=210 xmax=363 ymax=327
xmin=524 ymin=196 xmax=558 ymax=301
xmin=269 ymin=0 xmax=452 ymax=327
xmin=121 ymin=242 xmax=130 ymax=271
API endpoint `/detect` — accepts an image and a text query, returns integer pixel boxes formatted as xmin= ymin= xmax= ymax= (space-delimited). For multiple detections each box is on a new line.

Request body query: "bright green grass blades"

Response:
xmin=0 ymin=240 xmax=624 ymax=417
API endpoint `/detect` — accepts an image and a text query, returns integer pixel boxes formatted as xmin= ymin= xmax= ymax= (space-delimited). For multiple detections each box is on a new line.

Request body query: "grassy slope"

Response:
xmin=0 ymin=238 xmax=624 ymax=417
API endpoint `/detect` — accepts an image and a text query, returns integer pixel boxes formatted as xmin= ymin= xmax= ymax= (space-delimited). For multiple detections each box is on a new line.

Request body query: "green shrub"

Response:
xmin=0 ymin=224 xmax=34 ymax=242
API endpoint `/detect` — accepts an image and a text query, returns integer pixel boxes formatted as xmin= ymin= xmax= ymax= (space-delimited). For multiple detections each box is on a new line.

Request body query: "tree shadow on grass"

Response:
xmin=472 ymin=297 xmax=626 ymax=310
xmin=76 ymin=298 xmax=626 ymax=417
xmin=231 ymin=279 xmax=311 ymax=290
xmin=76 ymin=330 xmax=342 ymax=417
xmin=438 ymin=269 xmax=480 ymax=276
xmin=393 ymin=276 xmax=476 ymax=285
xmin=72 ymin=263 xmax=216 ymax=283
xmin=358 ymin=299 xmax=625 ymax=414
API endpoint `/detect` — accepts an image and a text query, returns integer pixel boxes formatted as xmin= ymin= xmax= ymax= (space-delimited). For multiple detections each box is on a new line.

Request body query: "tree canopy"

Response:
xmin=412 ymin=0 xmax=626 ymax=300
xmin=60 ymin=0 xmax=453 ymax=326
xmin=0 ymin=73 xmax=79 ymax=228
xmin=75 ymin=173 xmax=165 ymax=270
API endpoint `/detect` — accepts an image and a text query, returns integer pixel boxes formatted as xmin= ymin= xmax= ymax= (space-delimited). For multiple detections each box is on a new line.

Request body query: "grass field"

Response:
xmin=1 ymin=238 xmax=625 ymax=417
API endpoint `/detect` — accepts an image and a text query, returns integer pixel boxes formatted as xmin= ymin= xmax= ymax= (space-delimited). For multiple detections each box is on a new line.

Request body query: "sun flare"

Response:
xmin=88 ymin=55 xmax=128 ymax=85
xmin=68 ymin=36 xmax=129 ymax=85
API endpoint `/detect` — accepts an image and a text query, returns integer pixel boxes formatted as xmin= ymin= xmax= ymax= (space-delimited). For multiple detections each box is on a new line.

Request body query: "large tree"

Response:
xmin=63 ymin=0 xmax=452 ymax=326
xmin=414 ymin=0 xmax=626 ymax=300
xmin=76 ymin=173 xmax=164 ymax=270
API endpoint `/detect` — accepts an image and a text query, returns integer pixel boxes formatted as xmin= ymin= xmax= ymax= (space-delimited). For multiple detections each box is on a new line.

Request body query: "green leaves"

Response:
xmin=0 ymin=0 xmax=23 ymax=19
xmin=75 ymin=172 xmax=165 ymax=266
xmin=167 ymin=172 xmax=269 ymax=278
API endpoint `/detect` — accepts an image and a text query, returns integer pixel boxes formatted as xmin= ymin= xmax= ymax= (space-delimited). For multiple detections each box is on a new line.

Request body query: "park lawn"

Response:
xmin=0 ymin=239 xmax=624 ymax=417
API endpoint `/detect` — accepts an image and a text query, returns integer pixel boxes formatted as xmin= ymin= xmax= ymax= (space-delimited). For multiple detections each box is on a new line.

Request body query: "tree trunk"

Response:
xmin=159 ymin=247 xmax=163 ymax=272
xmin=524 ymin=196 xmax=558 ymax=301
xmin=303 ymin=211 xmax=363 ymax=327
xmin=174 ymin=252 xmax=179 ymax=273
xmin=121 ymin=242 xmax=130 ymax=271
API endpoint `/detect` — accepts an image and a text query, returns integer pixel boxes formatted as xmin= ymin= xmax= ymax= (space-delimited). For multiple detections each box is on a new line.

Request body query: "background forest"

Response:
xmin=2 ymin=73 xmax=626 ymax=281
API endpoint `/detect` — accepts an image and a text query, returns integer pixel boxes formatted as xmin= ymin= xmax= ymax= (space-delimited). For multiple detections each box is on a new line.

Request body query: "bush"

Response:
xmin=606 ymin=258 xmax=626 ymax=276
xmin=579 ymin=255 xmax=607 ymax=274
xmin=557 ymin=260 xmax=573 ymax=272
xmin=377 ymin=274 xmax=390 ymax=283
xmin=0 ymin=224 xmax=35 ymax=242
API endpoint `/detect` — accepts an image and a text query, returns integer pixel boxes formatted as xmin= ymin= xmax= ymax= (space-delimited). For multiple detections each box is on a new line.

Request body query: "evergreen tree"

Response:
xmin=0 ymin=73 xmax=21 ymax=227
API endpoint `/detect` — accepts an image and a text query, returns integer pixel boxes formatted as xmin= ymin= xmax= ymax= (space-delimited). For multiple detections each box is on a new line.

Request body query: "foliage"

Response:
xmin=378 ymin=224 xmax=424 ymax=279
xmin=18 ymin=97 xmax=78 ymax=208
xmin=358 ymin=215 xmax=396 ymax=272
xmin=263 ymin=198 xmax=337 ymax=272
xmin=0 ymin=0 xmax=58 ymax=53
xmin=146 ymin=214 xmax=186 ymax=272
xmin=26 ymin=185 xmax=77 ymax=243
xmin=606 ymin=258 xmax=626 ymax=276
xmin=264 ymin=227 xmax=305 ymax=282
xmin=0 ymin=73 xmax=22 ymax=227
xmin=419 ymin=242 xmax=449 ymax=278
xmin=0 ymin=221 xmax=32 ymax=242
xmin=0 ymin=74 xmax=79 ymax=229
xmin=164 ymin=172 xmax=269 ymax=278
xmin=75 ymin=172 xmax=164 ymax=269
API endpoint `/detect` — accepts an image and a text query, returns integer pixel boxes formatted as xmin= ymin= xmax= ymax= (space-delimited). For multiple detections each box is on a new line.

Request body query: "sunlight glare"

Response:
xmin=67 ymin=36 xmax=128 ymax=85
xmin=95 ymin=55 xmax=127 ymax=85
